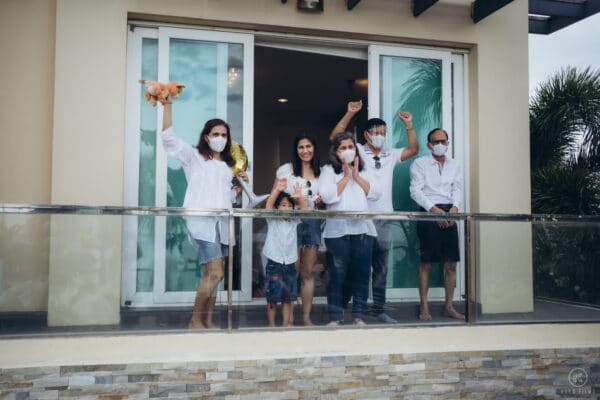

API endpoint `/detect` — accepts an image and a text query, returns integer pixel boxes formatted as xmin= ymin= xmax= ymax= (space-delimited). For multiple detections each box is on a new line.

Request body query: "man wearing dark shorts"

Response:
xmin=409 ymin=128 xmax=464 ymax=321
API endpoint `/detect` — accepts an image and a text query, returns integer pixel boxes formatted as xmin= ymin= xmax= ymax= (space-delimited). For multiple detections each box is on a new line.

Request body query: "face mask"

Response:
xmin=208 ymin=136 xmax=227 ymax=153
xmin=431 ymin=143 xmax=448 ymax=156
xmin=339 ymin=149 xmax=356 ymax=164
xmin=369 ymin=134 xmax=386 ymax=149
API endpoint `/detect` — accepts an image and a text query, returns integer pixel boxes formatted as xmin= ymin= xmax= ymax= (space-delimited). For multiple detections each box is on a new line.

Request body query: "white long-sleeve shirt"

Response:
xmin=409 ymin=154 xmax=463 ymax=212
xmin=161 ymin=127 xmax=236 ymax=244
xmin=318 ymin=164 xmax=381 ymax=238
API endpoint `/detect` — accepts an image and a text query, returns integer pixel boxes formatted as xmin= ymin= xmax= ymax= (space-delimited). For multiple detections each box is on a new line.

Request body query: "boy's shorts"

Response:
xmin=265 ymin=259 xmax=298 ymax=304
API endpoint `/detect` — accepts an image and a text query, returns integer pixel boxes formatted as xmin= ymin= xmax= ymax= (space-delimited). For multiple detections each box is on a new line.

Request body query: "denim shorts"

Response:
xmin=297 ymin=218 xmax=322 ymax=247
xmin=265 ymin=259 xmax=298 ymax=304
xmin=194 ymin=227 xmax=228 ymax=265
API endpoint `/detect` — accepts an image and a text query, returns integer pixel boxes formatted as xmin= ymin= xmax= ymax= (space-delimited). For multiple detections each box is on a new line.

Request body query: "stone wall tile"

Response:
xmin=185 ymin=361 xmax=218 ymax=370
xmin=2 ymin=347 xmax=599 ymax=399
xmin=393 ymin=363 xmax=426 ymax=372
xmin=59 ymin=366 xmax=123 ymax=376
xmin=233 ymin=360 xmax=257 ymax=368
xmin=148 ymin=383 xmax=186 ymax=397
xmin=28 ymin=390 xmax=58 ymax=400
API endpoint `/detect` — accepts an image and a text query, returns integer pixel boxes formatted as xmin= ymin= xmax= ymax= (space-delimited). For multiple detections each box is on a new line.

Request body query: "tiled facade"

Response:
xmin=1 ymin=348 xmax=598 ymax=399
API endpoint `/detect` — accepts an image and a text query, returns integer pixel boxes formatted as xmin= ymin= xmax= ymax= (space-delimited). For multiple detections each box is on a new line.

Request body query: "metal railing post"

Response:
xmin=227 ymin=210 xmax=235 ymax=333
xmin=465 ymin=215 xmax=474 ymax=324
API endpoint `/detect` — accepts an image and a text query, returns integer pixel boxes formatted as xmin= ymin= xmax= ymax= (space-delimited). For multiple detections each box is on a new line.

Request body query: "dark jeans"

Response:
xmin=325 ymin=234 xmax=374 ymax=322
xmin=371 ymin=220 xmax=392 ymax=314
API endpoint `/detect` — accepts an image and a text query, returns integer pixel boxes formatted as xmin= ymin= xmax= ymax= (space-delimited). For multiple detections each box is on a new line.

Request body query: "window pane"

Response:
xmin=165 ymin=39 xmax=244 ymax=292
xmin=380 ymin=56 xmax=444 ymax=289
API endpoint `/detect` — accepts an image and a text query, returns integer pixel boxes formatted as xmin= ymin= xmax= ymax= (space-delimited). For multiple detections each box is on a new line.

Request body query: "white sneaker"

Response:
xmin=376 ymin=313 xmax=398 ymax=324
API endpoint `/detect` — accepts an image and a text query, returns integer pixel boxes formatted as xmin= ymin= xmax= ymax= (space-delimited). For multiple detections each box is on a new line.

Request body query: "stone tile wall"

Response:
xmin=1 ymin=348 xmax=598 ymax=399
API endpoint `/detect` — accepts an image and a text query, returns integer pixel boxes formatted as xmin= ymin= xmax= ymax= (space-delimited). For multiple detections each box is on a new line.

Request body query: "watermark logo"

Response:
xmin=569 ymin=368 xmax=589 ymax=388
xmin=557 ymin=367 xmax=592 ymax=397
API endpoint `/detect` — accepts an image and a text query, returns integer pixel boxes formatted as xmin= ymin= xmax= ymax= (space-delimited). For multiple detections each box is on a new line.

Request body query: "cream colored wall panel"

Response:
xmin=1 ymin=323 xmax=599 ymax=368
xmin=0 ymin=0 xmax=55 ymax=203
xmin=52 ymin=0 xmax=128 ymax=205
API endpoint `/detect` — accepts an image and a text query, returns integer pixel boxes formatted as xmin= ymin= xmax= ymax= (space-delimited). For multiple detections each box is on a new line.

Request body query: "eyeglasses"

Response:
xmin=430 ymin=139 xmax=448 ymax=145
xmin=373 ymin=156 xmax=381 ymax=169
xmin=306 ymin=180 xmax=312 ymax=196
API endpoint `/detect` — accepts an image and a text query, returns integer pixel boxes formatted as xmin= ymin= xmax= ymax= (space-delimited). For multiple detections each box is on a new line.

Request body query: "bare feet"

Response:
xmin=419 ymin=311 xmax=432 ymax=321
xmin=419 ymin=306 xmax=432 ymax=321
xmin=303 ymin=319 xmax=313 ymax=326
xmin=188 ymin=319 xmax=206 ymax=329
xmin=443 ymin=307 xmax=465 ymax=320
xmin=204 ymin=319 xmax=215 ymax=329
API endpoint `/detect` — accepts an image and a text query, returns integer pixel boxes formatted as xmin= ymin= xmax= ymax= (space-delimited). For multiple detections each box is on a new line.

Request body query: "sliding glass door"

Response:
xmin=123 ymin=27 xmax=254 ymax=307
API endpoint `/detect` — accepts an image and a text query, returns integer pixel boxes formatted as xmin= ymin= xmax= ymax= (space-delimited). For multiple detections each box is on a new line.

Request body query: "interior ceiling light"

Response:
xmin=354 ymin=78 xmax=368 ymax=87
xmin=277 ymin=98 xmax=289 ymax=103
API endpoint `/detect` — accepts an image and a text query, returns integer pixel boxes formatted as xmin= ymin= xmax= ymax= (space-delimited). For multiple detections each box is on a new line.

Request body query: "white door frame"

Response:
xmin=368 ymin=44 xmax=466 ymax=302
xmin=123 ymin=26 xmax=468 ymax=307
xmin=122 ymin=26 xmax=254 ymax=307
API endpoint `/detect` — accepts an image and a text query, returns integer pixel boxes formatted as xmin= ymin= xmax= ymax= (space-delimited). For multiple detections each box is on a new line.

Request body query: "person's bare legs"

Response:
xmin=282 ymin=302 xmax=293 ymax=327
xmin=204 ymin=285 xmax=218 ymax=329
xmin=267 ymin=303 xmax=276 ymax=327
xmin=299 ymin=246 xmax=317 ymax=325
xmin=189 ymin=258 xmax=224 ymax=329
xmin=418 ymin=263 xmax=433 ymax=320
xmin=443 ymin=262 xmax=465 ymax=320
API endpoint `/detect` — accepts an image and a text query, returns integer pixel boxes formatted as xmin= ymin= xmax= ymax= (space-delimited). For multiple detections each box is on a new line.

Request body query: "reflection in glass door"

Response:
xmin=123 ymin=27 xmax=254 ymax=307
xmin=368 ymin=45 xmax=464 ymax=302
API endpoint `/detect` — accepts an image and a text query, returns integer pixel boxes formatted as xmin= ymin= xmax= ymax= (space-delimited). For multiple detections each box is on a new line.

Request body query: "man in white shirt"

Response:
xmin=330 ymin=100 xmax=419 ymax=323
xmin=409 ymin=128 xmax=464 ymax=321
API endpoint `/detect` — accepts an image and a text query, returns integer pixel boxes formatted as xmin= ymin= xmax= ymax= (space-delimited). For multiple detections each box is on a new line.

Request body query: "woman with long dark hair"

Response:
xmin=318 ymin=132 xmax=381 ymax=325
xmin=275 ymin=132 xmax=322 ymax=326
xmin=160 ymin=99 xmax=247 ymax=329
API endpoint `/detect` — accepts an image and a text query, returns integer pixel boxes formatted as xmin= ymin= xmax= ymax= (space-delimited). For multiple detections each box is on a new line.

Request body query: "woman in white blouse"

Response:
xmin=160 ymin=100 xmax=247 ymax=329
xmin=275 ymin=132 xmax=322 ymax=326
xmin=318 ymin=132 xmax=381 ymax=325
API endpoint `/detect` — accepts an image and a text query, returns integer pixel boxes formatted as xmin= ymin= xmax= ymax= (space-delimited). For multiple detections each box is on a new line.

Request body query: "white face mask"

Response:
xmin=339 ymin=149 xmax=356 ymax=164
xmin=208 ymin=136 xmax=227 ymax=153
xmin=431 ymin=143 xmax=448 ymax=156
xmin=369 ymin=134 xmax=386 ymax=149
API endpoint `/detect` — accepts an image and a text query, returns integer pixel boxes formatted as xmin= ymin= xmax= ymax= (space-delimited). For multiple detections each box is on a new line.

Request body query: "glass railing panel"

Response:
xmin=233 ymin=211 xmax=468 ymax=330
xmin=0 ymin=213 xmax=51 ymax=334
xmin=472 ymin=218 xmax=600 ymax=324
xmin=1 ymin=210 xmax=234 ymax=335
xmin=532 ymin=220 xmax=600 ymax=309
xmin=3 ymin=205 xmax=600 ymax=336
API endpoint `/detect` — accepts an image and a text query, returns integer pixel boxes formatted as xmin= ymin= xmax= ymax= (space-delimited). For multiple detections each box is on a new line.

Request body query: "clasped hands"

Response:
xmin=430 ymin=205 xmax=458 ymax=228
xmin=342 ymin=156 xmax=361 ymax=181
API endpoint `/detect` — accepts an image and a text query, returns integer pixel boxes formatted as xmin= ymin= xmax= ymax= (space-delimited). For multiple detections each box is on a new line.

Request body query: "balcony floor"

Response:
xmin=1 ymin=299 xmax=599 ymax=337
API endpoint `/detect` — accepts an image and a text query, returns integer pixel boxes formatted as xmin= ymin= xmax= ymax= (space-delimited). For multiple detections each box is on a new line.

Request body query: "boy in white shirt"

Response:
xmin=263 ymin=178 xmax=307 ymax=327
